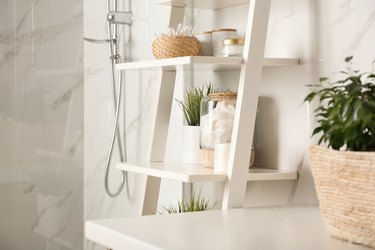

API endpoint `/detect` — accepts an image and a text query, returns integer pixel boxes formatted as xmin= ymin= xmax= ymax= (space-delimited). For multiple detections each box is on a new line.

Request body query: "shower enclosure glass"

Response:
xmin=0 ymin=0 xmax=83 ymax=249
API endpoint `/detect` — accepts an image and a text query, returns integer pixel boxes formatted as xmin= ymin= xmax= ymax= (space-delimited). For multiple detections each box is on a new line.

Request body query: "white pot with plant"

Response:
xmin=305 ymin=56 xmax=375 ymax=248
xmin=176 ymin=85 xmax=214 ymax=164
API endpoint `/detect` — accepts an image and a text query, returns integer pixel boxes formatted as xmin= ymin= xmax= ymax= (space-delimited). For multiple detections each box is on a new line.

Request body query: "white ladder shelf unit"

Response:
xmin=116 ymin=0 xmax=299 ymax=215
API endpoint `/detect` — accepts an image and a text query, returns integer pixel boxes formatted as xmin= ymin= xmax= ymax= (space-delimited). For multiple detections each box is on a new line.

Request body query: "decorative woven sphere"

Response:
xmin=152 ymin=36 xmax=201 ymax=59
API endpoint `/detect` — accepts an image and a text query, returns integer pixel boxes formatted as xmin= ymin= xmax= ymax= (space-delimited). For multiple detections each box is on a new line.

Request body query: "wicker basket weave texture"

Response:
xmin=309 ymin=145 xmax=375 ymax=248
xmin=152 ymin=36 xmax=201 ymax=59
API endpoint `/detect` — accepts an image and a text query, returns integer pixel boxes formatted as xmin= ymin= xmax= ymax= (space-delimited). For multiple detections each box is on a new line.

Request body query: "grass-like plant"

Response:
xmin=176 ymin=84 xmax=215 ymax=126
xmin=304 ymin=56 xmax=375 ymax=151
xmin=159 ymin=193 xmax=216 ymax=214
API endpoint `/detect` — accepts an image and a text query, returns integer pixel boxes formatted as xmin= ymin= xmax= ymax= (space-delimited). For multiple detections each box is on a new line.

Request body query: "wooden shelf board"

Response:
xmin=115 ymin=56 xmax=299 ymax=71
xmin=116 ymin=56 xmax=243 ymax=71
xmin=248 ymin=166 xmax=297 ymax=181
xmin=117 ymin=162 xmax=226 ymax=183
xmin=156 ymin=0 xmax=249 ymax=10
xmin=263 ymin=57 xmax=300 ymax=67
xmin=116 ymin=162 xmax=297 ymax=183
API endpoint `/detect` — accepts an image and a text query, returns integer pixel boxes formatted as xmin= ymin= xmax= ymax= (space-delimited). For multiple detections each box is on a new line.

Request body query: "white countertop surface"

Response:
xmin=86 ymin=205 xmax=369 ymax=250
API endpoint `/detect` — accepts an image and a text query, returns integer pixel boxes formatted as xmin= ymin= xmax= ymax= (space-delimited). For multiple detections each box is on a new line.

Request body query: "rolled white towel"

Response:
xmin=200 ymin=101 xmax=236 ymax=149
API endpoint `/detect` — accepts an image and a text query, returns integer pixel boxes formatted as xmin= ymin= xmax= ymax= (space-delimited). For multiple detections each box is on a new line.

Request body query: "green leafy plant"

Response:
xmin=159 ymin=193 xmax=216 ymax=214
xmin=176 ymin=84 xmax=215 ymax=126
xmin=304 ymin=56 xmax=375 ymax=151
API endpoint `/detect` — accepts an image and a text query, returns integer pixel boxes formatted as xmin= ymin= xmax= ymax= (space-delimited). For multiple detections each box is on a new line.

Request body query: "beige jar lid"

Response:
xmin=223 ymin=38 xmax=244 ymax=45
xmin=212 ymin=28 xmax=237 ymax=32
xmin=197 ymin=30 xmax=213 ymax=34
xmin=208 ymin=91 xmax=237 ymax=101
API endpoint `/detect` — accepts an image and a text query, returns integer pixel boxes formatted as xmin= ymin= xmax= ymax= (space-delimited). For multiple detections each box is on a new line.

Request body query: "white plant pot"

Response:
xmin=182 ymin=126 xmax=201 ymax=164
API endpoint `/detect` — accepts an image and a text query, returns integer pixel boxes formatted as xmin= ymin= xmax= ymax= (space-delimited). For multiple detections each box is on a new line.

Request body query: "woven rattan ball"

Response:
xmin=152 ymin=36 xmax=201 ymax=59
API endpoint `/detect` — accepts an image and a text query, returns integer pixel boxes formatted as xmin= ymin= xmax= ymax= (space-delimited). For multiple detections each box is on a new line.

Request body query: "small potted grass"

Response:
xmin=176 ymin=84 xmax=215 ymax=164
xmin=159 ymin=193 xmax=216 ymax=214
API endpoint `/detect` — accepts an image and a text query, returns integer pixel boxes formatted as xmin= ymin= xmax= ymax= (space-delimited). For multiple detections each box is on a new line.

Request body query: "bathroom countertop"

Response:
xmin=85 ymin=205 xmax=369 ymax=250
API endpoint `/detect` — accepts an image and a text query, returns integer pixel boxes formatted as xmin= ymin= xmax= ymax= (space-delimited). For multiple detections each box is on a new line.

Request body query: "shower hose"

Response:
xmin=84 ymin=1 xmax=131 ymax=198
xmin=103 ymin=0 xmax=129 ymax=198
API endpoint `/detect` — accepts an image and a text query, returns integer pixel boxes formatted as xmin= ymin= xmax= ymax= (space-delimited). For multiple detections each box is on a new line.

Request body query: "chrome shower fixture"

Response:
xmin=84 ymin=1 xmax=133 ymax=198
xmin=83 ymin=11 xmax=132 ymax=44
xmin=107 ymin=11 xmax=134 ymax=25
xmin=83 ymin=37 xmax=114 ymax=44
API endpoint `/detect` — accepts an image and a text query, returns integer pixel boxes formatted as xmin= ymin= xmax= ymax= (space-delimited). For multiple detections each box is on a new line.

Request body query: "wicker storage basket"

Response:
xmin=309 ymin=145 xmax=375 ymax=248
xmin=152 ymin=36 xmax=201 ymax=59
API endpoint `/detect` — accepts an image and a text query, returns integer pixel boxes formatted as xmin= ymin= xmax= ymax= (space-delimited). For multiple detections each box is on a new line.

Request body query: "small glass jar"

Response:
xmin=196 ymin=31 xmax=213 ymax=56
xmin=200 ymin=92 xmax=237 ymax=168
xmin=212 ymin=28 xmax=237 ymax=56
xmin=223 ymin=38 xmax=244 ymax=57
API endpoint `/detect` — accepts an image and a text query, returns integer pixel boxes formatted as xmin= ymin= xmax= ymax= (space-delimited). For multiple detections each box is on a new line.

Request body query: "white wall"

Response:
xmin=191 ymin=0 xmax=375 ymax=207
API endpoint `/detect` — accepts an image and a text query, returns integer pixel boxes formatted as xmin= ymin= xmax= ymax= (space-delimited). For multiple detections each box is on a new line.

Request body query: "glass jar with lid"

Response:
xmin=211 ymin=28 xmax=237 ymax=56
xmin=223 ymin=38 xmax=244 ymax=57
xmin=200 ymin=92 xmax=237 ymax=168
xmin=196 ymin=31 xmax=213 ymax=56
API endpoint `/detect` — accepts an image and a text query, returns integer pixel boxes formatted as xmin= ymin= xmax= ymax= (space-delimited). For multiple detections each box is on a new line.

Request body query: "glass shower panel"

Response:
xmin=0 ymin=0 xmax=83 ymax=249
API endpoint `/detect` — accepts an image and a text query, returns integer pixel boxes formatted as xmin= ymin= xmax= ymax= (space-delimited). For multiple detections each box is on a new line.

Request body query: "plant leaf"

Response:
xmin=175 ymin=85 xmax=216 ymax=126
xmin=345 ymin=55 xmax=353 ymax=62
xmin=312 ymin=127 xmax=323 ymax=136
xmin=304 ymin=92 xmax=317 ymax=103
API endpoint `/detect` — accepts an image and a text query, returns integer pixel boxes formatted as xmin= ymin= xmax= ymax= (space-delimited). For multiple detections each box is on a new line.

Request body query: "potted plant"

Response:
xmin=159 ymin=193 xmax=216 ymax=214
xmin=176 ymin=84 xmax=214 ymax=164
xmin=305 ymin=56 xmax=375 ymax=248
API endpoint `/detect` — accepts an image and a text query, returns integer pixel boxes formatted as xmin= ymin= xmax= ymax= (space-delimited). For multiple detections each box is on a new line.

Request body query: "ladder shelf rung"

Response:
xmin=115 ymin=56 xmax=299 ymax=71
xmin=116 ymin=162 xmax=297 ymax=183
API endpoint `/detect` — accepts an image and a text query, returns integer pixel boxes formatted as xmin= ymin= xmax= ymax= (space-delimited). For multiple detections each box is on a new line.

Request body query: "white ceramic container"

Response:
xmin=182 ymin=125 xmax=201 ymax=164
xmin=214 ymin=143 xmax=230 ymax=173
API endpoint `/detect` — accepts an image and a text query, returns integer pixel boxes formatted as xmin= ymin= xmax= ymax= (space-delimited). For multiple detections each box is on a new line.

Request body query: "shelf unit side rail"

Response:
xmin=222 ymin=0 xmax=272 ymax=209
xmin=140 ymin=71 xmax=176 ymax=215
xmin=139 ymin=7 xmax=184 ymax=216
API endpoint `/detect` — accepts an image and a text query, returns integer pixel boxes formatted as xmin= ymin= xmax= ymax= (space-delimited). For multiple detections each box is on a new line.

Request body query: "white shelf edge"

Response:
xmin=115 ymin=56 xmax=243 ymax=71
xmin=115 ymin=56 xmax=299 ymax=71
xmin=117 ymin=162 xmax=226 ymax=183
xmin=263 ymin=58 xmax=300 ymax=67
xmin=248 ymin=167 xmax=297 ymax=181
xmin=117 ymin=162 xmax=297 ymax=183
